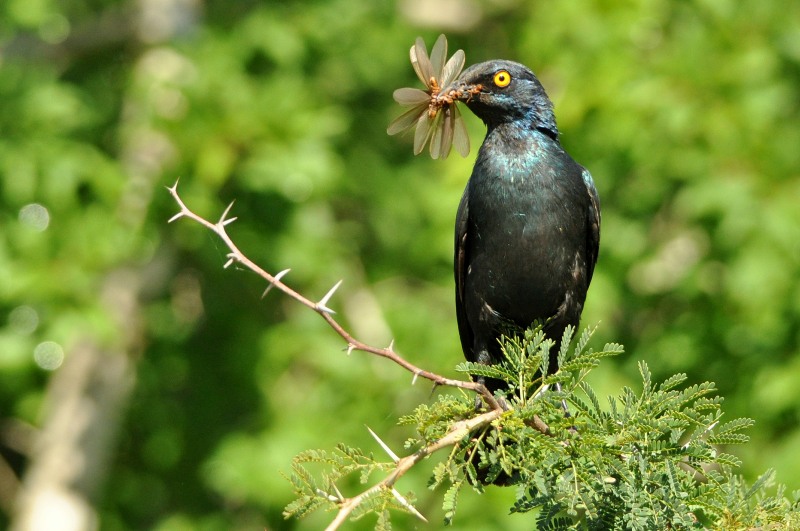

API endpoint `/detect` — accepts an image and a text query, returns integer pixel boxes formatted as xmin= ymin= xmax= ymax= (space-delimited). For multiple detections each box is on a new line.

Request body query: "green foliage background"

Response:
xmin=1 ymin=0 xmax=798 ymax=529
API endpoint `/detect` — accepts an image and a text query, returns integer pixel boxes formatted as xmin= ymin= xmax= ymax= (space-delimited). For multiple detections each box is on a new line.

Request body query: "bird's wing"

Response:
xmin=454 ymin=187 xmax=474 ymax=361
xmin=582 ymin=169 xmax=601 ymax=284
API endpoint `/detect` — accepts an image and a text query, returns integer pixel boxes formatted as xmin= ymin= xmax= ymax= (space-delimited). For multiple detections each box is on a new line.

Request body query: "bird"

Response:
xmin=445 ymin=60 xmax=600 ymax=395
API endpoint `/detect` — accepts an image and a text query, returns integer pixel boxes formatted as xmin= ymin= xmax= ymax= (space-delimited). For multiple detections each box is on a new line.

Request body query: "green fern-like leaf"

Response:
xmin=579 ymin=380 xmax=602 ymax=411
xmin=442 ymin=481 xmax=462 ymax=525
xmin=375 ymin=509 xmax=392 ymax=531
xmin=693 ymin=395 xmax=725 ymax=411
xmin=715 ymin=417 xmax=756 ymax=436
xmin=714 ymin=452 xmax=743 ymax=468
xmin=659 ymin=373 xmax=688 ymax=392
xmin=569 ymin=393 xmax=604 ymax=426
xmin=675 ymin=381 xmax=717 ymax=409
xmin=743 ymin=469 xmax=777 ymax=503
xmin=639 ymin=361 xmax=653 ymax=396
xmin=572 ymin=324 xmax=597 ymax=362
xmin=708 ymin=432 xmax=750 ymax=445
xmin=282 ymin=494 xmax=326 ymax=520
xmin=284 ymin=323 xmax=800 ymax=529
xmin=556 ymin=324 xmax=576 ymax=368
xmin=456 ymin=361 xmax=514 ymax=382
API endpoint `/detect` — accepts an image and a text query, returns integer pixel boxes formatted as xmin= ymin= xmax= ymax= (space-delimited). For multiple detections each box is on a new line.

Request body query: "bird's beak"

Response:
xmin=436 ymin=80 xmax=483 ymax=106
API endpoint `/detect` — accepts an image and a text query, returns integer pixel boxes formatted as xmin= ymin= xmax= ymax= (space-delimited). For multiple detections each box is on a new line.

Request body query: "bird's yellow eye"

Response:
xmin=493 ymin=70 xmax=512 ymax=88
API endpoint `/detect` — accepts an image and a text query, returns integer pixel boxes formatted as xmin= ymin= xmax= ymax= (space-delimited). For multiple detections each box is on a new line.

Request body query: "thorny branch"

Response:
xmin=166 ymin=182 xmax=552 ymax=527
xmin=167 ymin=180 xmax=502 ymax=409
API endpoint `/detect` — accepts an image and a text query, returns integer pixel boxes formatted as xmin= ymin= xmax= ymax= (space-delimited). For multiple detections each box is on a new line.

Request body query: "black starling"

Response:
xmin=446 ymin=60 xmax=601 ymax=393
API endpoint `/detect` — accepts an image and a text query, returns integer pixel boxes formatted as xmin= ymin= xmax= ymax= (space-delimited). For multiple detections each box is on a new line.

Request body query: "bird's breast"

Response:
xmin=464 ymin=134 xmax=589 ymax=323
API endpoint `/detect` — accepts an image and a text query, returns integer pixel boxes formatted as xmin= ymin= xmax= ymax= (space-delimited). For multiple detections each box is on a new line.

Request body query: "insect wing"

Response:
xmin=452 ymin=104 xmax=470 ymax=157
xmin=413 ymin=111 xmax=434 ymax=155
xmin=393 ymin=87 xmax=430 ymax=106
xmin=432 ymin=106 xmax=455 ymax=159
xmin=387 ymin=104 xmax=426 ymax=135
xmin=410 ymin=38 xmax=433 ymax=86
xmin=440 ymin=49 xmax=465 ymax=87
xmin=429 ymin=34 xmax=447 ymax=81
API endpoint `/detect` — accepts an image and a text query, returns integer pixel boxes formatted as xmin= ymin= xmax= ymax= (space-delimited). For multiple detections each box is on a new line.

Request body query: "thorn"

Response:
xmin=346 ymin=344 xmax=355 ymax=356
xmin=534 ymin=383 xmax=550 ymax=400
xmin=331 ymin=482 xmax=345 ymax=502
xmin=317 ymin=280 xmax=343 ymax=314
xmin=319 ymin=279 xmax=343 ymax=307
xmin=219 ymin=200 xmax=236 ymax=225
xmin=428 ymin=382 xmax=439 ymax=399
xmin=167 ymin=179 xmax=179 ymax=194
xmin=411 ymin=371 xmax=419 ymax=385
xmin=391 ymin=488 xmax=427 ymax=522
xmin=387 ymin=339 xmax=395 ymax=352
xmin=366 ymin=426 xmax=399 ymax=463
xmin=315 ymin=488 xmax=339 ymax=502
xmin=168 ymin=211 xmax=184 ymax=223
xmin=223 ymin=253 xmax=238 ymax=269
xmin=222 ymin=216 xmax=238 ymax=226
xmin=262 ymin=269 xmax=290 ymax=298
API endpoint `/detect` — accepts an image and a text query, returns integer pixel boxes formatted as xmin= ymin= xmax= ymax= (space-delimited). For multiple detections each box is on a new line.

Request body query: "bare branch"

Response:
xmin=166 ymin=182 xmax=505 ymax=408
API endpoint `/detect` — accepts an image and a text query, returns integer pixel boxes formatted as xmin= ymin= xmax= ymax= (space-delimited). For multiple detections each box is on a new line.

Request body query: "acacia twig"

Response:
xmin=167 ymin=180 xmax=503 ymax=409
xmin=325 ymin=408 xmax=503 ymax=530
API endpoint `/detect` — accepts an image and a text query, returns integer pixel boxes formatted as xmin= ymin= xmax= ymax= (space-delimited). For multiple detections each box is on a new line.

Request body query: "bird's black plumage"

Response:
xmin=448 ymin=60 xmax=600 ymax=393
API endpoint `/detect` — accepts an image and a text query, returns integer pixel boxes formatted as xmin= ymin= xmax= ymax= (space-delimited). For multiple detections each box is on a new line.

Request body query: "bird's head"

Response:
xmin=442 ymin=60 xmax=559 ymax=139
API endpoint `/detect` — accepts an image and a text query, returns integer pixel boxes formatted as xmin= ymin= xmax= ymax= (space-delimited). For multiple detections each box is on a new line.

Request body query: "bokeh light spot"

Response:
xmin=39 ymin=14 xmax=70 ymax=44
xmin=9 ymin=305 xmax=39 ymax=335
xmin=34 ymin=341 xmax=64 ymax=371
xmin=19 ymin=203 xmax=50 ymax=231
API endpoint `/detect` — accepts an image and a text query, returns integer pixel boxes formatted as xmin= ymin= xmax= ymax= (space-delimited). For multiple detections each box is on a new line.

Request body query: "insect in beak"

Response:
xmin=387 ymin=35 xmax=479 ymax=159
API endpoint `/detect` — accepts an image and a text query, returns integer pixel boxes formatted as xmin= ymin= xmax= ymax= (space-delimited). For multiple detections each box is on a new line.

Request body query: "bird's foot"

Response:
xmin=474 ymin=377 xmax=509 ymax=410
xmin=473 ymin=393 xmax=508 ymax=411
